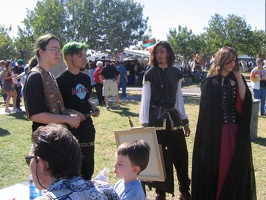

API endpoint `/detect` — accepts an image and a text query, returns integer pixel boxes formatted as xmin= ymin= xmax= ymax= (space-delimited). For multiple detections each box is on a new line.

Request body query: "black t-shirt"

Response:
xmin=56 ymin=70 xmax=95 ymax=142
xmin=99 ymin=65 xmax=120 ymax=79
xmin=23 ymin=71 xmax=51 ymax=131
xmin=12 ymin=66 xmax=24 ymax=82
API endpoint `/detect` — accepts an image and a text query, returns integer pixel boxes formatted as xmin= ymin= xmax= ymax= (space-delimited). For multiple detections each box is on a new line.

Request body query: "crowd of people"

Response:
xmin=0 ymin=59 xmax=27 ymax=113
xmin=0 ymin=34 xmax=259 ymax=200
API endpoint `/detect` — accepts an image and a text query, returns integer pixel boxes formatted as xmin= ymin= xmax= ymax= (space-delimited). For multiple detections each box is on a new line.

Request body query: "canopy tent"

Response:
xmin=123 ymin=49 xmax=150 ymax=59
xmin=238 ymin=55 xmax=255 ymax=61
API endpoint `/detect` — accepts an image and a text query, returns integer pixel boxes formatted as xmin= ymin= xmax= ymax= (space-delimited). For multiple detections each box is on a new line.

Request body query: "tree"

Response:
xmin=249 ymin=30 xmax=266 ymax=59
xmin=167 ymin=26 xmax=199 ymax=62
xmin=205 ymin=14 xmax=254 ymax=56
xmin=0 ymin=25 xmax=17 ymax=60
xmin=16 ymin=0 xmax=149 ymax=54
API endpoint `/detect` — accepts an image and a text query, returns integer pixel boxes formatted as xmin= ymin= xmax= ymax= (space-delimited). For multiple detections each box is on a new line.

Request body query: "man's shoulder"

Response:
xmin=27 ymin=70 xmax=42 ymax=79
xmin=56 ymin=70 xmax=68 ymax=80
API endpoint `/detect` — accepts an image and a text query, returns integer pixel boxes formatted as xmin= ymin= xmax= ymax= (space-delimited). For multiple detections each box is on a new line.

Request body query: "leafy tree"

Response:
xmin=204 ymin=14 xmax=254 ymax=56
xmin=16 ymin=0 xmax=148 ymax=54
xmin=249 ymin=30 xmax=266 ymax=59
xmin=0 ymin=25 xmax=17 ymax=60
xmin=93 ymin=0 xmax=148 ymax=52
xmin=167 ymin=26 xmax=199 ymax=62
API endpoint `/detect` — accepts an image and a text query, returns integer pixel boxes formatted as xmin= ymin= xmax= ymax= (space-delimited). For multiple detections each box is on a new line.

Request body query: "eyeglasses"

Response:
xmin=44 ymin=48 xmax=62 ymax=54
xmin=25 ymin=156 xmax=38 ymax=166
xmin=257 ymin=61 xmax=261 ymax=64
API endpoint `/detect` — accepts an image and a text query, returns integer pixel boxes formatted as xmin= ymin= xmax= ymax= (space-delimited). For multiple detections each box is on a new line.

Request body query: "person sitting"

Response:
xmin=114 ymin=140 xmax=150 ymax=200
xmin=25 ymin=123 xmax=119 ymax=199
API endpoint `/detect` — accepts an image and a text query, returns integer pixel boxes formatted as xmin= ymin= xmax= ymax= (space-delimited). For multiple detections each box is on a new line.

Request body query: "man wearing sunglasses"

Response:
xmin=25 ymin=123 xmax=119 ymax=199
xmin=250 ymin=58 xmax=266 ymax=116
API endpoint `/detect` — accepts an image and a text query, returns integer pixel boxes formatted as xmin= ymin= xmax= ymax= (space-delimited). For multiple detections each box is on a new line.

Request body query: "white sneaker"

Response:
xmin=10 ymin=108 xmax=20 ymax=114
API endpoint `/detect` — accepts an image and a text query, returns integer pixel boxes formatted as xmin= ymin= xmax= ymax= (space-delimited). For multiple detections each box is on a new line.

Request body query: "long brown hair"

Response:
xmin=209 ymin=46 xmax=238 ymax=76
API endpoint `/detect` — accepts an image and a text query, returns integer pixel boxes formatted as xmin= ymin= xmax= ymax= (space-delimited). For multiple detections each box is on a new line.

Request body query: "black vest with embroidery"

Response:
xmin=222 ymin=77 xmax=240 ymax=123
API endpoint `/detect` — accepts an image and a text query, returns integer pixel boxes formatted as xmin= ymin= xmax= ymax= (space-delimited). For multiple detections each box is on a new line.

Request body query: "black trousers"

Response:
xmin=142 ymin=128 xmax=190 ymax=195
xmin=95 ymin=83 xmax=104 ymax=105
xmin=15 ymin=85 xmax=22 ymax=109
xmin=80 ymin=145 xmax=95 ymax=180
xmin=156 ymin=129 xmax=190 ymax=193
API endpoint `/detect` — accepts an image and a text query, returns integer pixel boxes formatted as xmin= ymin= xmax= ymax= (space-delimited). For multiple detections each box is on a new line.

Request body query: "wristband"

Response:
xmin=182 ymin=119 xmax=189 ymax=126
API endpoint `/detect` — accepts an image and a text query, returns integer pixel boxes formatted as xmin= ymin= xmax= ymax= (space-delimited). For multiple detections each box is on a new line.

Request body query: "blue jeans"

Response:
xmin=253 ymin=87 xmax=266 ymax=115
xmin=118 ymin=81 xmax=127 ymax=97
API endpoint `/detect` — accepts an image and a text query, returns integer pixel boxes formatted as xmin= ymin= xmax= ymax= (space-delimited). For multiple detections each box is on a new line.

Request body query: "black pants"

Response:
xmin=15 ymin=85 xmax=22 ymax=109
xmin=156 ymin=129 xmax=190 ymax=193
xmin=95 ymin=83 xmax=104 ymax=105
xmin=142 ymin=128 xmax=190 ymax=195
xmin=80 ymin=145 xmax=95 ymax=180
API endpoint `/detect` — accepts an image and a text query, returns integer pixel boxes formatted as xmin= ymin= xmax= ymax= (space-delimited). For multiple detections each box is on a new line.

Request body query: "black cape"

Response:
xmin=191 ymin=74 xmax=256 ymax=200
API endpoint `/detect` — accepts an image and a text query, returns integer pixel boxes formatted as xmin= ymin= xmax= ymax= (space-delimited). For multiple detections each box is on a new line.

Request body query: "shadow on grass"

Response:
xmin=109 ymin=106 xmax=139 ymax=118
xmin=0 ymin=128 xmax=10 ymax=137
xmin=183 ymin=95 xmax=200 ymax=105
xmin=252 ymin=137 xmax=266 ymax=147
xmin=8 ymin=112 xmax=28 ymax=120
xmin=182 ymin=82 xmax=201 ymax=88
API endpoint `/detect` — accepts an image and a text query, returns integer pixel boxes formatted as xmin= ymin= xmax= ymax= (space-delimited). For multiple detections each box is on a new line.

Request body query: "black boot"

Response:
xmin=155 ymin=189 xmax=166 ymax=200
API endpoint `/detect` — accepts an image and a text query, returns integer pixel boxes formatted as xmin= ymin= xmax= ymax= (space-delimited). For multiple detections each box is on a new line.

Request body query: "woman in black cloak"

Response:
xmin=191 ymin=46 xmax=256 ymax=200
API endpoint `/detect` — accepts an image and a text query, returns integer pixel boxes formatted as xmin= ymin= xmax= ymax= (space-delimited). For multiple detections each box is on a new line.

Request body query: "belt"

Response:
xmin=79 ymin=142 xmax=95 ymax=147
xmin=156 ymin=126 xmax=183 ymax=130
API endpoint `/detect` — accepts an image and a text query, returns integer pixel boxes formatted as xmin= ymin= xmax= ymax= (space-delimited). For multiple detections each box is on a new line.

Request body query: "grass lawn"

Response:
xmin=0 ymin=85 xmax=265 ymax=199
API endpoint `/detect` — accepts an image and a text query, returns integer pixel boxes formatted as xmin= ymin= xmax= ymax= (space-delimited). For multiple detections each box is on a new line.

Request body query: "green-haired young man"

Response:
xmin=56 ymin=42 xmax=100 ymax=180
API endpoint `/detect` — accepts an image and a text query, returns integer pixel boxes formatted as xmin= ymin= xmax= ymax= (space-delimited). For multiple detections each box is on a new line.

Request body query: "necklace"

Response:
xmin=159 ymin=68 xmax=168 ymax=88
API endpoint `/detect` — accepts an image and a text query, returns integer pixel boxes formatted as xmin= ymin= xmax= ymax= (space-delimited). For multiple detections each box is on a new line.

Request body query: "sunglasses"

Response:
xmin=25 ymin=156 xmax=38 ymax=166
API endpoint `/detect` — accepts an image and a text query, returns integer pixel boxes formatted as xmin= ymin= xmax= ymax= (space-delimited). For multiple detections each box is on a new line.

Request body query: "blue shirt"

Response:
xmin=114 ymin=179 xmax=146 ymax=200
xmin=88 ymin=68 xmax=96 ymax=86
xmin=35 ymin=176 xmax=119 ymax=200
xmin=117 ymin=64 xmax=127 ymax=83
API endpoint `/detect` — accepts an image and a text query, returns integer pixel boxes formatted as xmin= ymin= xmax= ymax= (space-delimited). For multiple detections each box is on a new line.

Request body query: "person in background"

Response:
xmin=87 ymin=62 xmax=96 ymax=98
xmin=2 ymin=60 xmax=19 ymax=113
xmin=139 ymin=41 xmax=191 ymax=200
xmin=12 ymin=59 xmax=25 ymax=111
xmin=17 ymin=66 xmax=30 ymax=98
xmin=136 ymin=63 xmax=145 ymax=86
xmin=99 ymin=60 xmax=121 ymax=110
xmin=25 ymin=123 xmax=119 ymax=199
xmin=191 ymin=46 xmax=256 ymax=200
xmin=56 ymin=41 xmax=100 ymax=180
xmin=114 ymin=140 xmax=150 ymax=200
xmin=116 ymin=61 xmax=128 ymax=98
xmin=23 ymin=33 xmax=81 ymax=132
xmin=93 ymin=61 xmax=105 ymax=105
xmin=0 ymin=60 xmax=7 ymax=103
xmin=250 ymin=58 xmax=266 ymax=116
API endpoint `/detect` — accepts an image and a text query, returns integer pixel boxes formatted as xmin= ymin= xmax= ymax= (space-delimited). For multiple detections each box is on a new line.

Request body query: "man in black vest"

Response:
xmin=139 ymin=41 xmax=191 ymax=200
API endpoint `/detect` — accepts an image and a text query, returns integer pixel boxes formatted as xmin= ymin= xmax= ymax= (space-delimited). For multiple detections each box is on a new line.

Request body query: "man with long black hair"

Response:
xmin=139 ymin=41 xmax=191 ymax=200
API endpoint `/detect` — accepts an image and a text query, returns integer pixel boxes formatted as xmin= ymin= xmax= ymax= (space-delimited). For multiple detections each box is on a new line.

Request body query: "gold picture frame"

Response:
xmin=114 ymin=127 xmax=165 ymax=182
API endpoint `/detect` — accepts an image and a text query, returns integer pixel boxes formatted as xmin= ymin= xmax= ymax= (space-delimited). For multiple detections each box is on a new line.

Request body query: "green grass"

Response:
xmin=0 ymin=89 xmax=265 ymax=199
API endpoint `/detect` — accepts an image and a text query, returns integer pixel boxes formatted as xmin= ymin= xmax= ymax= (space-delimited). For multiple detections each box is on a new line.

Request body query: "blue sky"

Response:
xmin=1 ymin=0 xmax=265 ymax=40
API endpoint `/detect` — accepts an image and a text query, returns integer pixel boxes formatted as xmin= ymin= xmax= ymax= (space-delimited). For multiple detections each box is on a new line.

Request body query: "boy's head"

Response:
xmin=115 ymin=140 xmax=150 ymax=179
xmin=62 ymin=41 xmax=87 ymax=69
xmin=62 ymin=42 xmax=87 ymax=58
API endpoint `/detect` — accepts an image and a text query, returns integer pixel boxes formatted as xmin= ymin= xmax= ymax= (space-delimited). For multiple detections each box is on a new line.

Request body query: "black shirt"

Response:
xmin=99 ymin=64 xmax=120 ymax=79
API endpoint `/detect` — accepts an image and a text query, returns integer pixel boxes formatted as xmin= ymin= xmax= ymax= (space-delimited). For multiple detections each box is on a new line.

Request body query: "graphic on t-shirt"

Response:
xmin=72 ymin=84 xmax=88 ymax=99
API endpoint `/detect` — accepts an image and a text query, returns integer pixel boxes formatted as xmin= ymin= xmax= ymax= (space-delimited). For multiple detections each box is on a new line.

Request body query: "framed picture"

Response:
xmin=114 ymin=127 xmax=165 ymax=182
